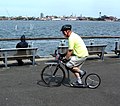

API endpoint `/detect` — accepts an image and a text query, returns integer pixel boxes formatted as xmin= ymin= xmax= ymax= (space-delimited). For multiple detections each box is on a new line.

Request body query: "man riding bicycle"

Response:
xmin=60 ymin=24 xmax=89 ymax=86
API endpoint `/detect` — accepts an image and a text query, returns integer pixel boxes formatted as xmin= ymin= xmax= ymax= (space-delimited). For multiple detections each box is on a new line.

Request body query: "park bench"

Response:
xmin=57 ymin=44 xmax=107 ymax=60
xmin=86 ymin=44 xmax=107 ymax=60
xmin=0 ymin=47 xmax=38 ymax=68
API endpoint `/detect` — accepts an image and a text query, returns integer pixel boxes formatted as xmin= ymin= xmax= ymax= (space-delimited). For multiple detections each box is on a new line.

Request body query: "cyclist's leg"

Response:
xmin=66 ymin=56 xmax=87 ymax=85
xmin=66 ymin=56 xmax=86 ymax=73
xmin=74 ymin=57 xmax=87 ymax=77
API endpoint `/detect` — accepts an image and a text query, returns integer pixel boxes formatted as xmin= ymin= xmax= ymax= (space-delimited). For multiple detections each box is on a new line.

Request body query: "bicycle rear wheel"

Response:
xmin=41 ymin=64 xmax=65 ymax=87
xmin=85 ymin=73 xmax=101 ymax=89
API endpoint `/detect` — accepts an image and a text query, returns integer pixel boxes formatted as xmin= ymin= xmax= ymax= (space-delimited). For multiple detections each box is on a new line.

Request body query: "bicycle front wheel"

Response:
xmin=41 ymin=64 xmax=65 ymax=87
xmin=85 ymin=73 xmax=101 ymax=89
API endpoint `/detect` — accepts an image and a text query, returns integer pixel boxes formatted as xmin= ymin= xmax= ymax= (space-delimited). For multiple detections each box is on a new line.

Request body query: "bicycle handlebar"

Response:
xmin=52 ymin=49 xmax=69 ymax=64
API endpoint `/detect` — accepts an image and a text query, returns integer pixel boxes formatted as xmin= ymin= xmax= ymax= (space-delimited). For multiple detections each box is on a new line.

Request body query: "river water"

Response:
xmin=0 ymin=20 xmax=120 ymax=56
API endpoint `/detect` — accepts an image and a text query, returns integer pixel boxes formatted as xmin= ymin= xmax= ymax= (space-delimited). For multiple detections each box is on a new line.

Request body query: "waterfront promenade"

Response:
xmin=0 ymin=54 xmax=120 ymax=106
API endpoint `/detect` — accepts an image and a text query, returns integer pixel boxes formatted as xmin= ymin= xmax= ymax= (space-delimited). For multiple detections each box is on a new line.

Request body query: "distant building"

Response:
xmin=99 ymin=12 xmax=101 ymax=18
xmin=101 ymin=15 xmax=117 ymax=21
xmin=52 ymin=18 xmax=61 ymax=21
xmin=40 ymin=13 xmax=44 ymax=18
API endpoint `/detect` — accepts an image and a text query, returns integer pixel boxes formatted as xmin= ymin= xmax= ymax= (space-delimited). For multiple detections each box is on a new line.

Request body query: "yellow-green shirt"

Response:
xmin=68 ymin=32 xmax=89 ymax=57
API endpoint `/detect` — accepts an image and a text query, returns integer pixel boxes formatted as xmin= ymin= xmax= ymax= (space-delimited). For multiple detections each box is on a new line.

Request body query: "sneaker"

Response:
xmin=80 ymin=71 xmax=86 ymax=79
xmin=70 ymin=81 xmax=88 ymax=88
xmin=70 ymin=81 xmax=83 ymax=87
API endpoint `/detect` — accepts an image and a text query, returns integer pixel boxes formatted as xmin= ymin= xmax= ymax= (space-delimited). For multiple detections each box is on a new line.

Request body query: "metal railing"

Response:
xmin=0 ymin=36 xmax=120 ymax=41
xmin=0 ymin=36 xmax=120 ymax=56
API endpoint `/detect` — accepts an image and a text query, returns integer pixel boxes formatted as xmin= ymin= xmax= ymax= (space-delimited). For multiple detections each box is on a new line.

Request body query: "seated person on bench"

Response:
xmin=16 ymin=35 xmax=28 ymax=65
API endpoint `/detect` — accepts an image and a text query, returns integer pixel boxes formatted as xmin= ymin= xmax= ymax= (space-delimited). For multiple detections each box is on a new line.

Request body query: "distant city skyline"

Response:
xmin=0 ymin=0 xmax=120 ymax=18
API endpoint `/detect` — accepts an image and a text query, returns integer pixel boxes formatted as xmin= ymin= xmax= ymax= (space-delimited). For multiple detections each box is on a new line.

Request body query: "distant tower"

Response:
xmin=80 ymin=14 xmax=82 ymax=18
xmin=40 ymin=13 xmax=44 ymax=18
xmin=99 ymin=12 xmax=101 ymax=18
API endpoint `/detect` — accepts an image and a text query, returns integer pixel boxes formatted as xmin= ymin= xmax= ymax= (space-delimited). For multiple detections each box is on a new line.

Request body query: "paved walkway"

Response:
xmin=0 ymin=55 xmax=120 ymax=106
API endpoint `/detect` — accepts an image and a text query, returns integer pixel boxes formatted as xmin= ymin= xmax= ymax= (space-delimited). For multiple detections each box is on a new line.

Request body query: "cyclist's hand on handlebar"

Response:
xmin=62 ymin=58 xmax=70 ymax=63
xmin=62 ymin=59 xmax=67 ymax=63
xmin=59 ymin=53 xmax=66 ymax=57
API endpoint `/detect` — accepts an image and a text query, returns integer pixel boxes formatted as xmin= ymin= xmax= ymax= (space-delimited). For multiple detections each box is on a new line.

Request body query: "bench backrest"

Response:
xmin=86 ymin=45 xmax=107 ymax=52
xmin=57 ymin=45 xmax=107 ymax=54
xmin=87 ymin=46 xmax=103 ymax=52
xmin=0 ymin=47 xmax=38 ymax=58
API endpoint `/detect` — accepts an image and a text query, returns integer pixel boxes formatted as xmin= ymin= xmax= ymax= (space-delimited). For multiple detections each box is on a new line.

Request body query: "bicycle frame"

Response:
xmin=41 ymin=50 xmax=101 ymax=88
xmin=45 ymin=54 xmax=72 ymax=85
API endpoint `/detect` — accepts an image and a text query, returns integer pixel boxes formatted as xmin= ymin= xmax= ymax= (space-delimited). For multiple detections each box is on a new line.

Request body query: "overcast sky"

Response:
xmin=0 ymin=0 xmax=120 ymax=18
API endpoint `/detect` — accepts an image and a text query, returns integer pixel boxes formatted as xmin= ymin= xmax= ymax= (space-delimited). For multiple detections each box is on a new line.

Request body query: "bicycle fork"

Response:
xmin=52 ymin=65 xmax=60 ymax=76
xmin=47 ymin=65 xmax=60 ymax=85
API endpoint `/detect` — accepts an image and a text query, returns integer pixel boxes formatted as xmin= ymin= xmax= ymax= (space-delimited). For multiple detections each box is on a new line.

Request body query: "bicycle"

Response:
xmin=41 ymin=50 xmax=101 ymax=89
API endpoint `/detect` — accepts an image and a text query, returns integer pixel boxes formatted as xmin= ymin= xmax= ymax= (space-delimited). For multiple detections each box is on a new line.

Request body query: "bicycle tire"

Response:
xmin=85 ymin=73 xmax=101 ymax=89
xmin=41 ymin=64 xmax=65 ymax=87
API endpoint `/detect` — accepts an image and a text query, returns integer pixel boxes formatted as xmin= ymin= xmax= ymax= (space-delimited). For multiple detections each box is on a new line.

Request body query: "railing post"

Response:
xmin=58 ymin=40 xmax=67 ymax=54
xmin=89 ymin=39 xmax=94 ymax=45
xmin=115 ymin=39 xmax=119 ymax=50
